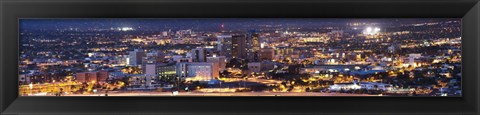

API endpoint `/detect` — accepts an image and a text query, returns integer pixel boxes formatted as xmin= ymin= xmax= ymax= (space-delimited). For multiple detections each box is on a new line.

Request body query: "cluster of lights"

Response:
xmin=117 ymin=27 xmax=134 ymax=31
xmin=363 ymin=27 xmax=381 ymax=35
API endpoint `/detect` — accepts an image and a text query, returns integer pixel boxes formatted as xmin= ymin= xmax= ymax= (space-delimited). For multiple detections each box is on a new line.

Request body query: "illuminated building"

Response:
xmin=217 ymin=35 xmax=233 ymax=58
xmin=362 ymin=27 xmax=381 ymax=35
xmin=161 ymin=31 xmax=169 ymax=37
xmin=275 ymin=46 xmax=294 ymax=56
xmin=207 ymin=56 xmax=227 ymax=72
xmin=231 ymin=34 xmax=247 ymax=59
xmin=189 ymin=47 xmax=218 ymax=62
xmin=190 ymin=48 xmax=208 ymax=62
xmin=128 ymin=49 xmax=145 ymax=66
xmin=75 ymin=71 xmax=109 ymax=83
xmin=246 ymin=30 xmax=261 ymax=62
xmin=144 ymin=64 xmax=156 ymax=87
xmin=75 ymin=72 xmax=90 ymax=83
xmin=17 ymin=19 xmax=463 ymax=96
xmin=222 ymin=32 xmax=260 ymax=61
xmin=217 ymin=31 xmax=261 ymax=61
xmin=97 ymin=71 xmax=109 ymax=83
xmin=259 ymin=47 xmax=275 ymax=61
xmin=157 ymin=63 xmax=177 ymax=79
xmin=114 ymin=55 xmax=129 ymax=66
xmin=141 ymin=51 xmax=166 ymax=87
xmin=408 ymin=53 xmax=422 ymax=67
xmin=127 ymin=74 xmax=155 ymax=87
xmin=176 ymin=62 xmax=219 ymax=81
xmin=142 ymin=56 xmax=156 ymax=73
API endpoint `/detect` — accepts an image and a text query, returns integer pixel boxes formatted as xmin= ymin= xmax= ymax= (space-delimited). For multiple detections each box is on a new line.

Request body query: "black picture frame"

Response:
xmin=1 ymin=0 xmax=479 ymax=115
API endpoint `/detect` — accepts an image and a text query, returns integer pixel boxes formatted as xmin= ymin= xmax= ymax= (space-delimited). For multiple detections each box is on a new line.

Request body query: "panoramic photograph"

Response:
xmin=18 ymin=18 xmax=462 ymax=96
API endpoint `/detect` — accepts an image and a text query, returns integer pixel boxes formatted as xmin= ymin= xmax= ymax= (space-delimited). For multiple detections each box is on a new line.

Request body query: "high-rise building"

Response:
xmin=128 ymin=49 xmax=145 ymax=66
xmin=231 ymin=34 xmax=247 ymax=59
xmin=189 ymin=47 xmax=218 ymax=62
xmin=190 ymin=48 xmax=207 ymax=62
xmin=142 ymin=50 xmax=165 ymax=68
xmin=246 ymin=30 xmax=261 ymax=62
xmin=217 ymin=35 xmax=233 ymax=58
xmin=142 ymin=56 xmax=156 ymax=73
xmin=141 ymin=51 xmax=163 ymax=87
xmin=144 ymin=64 xmax=156 ymax=87
xmin=144 ymin=64 xmax=157 ymax=76
xmin=223 ymin=31 xmax=260 ymax=61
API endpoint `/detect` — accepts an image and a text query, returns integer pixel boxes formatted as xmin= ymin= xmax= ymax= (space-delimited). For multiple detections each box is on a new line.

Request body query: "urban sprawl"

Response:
xmin=19 ymin=19 xmax=462 ymax=96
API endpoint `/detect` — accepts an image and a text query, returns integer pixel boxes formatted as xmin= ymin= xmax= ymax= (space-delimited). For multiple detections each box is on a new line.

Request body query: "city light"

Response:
xmin=119 ymin=27 xmax=134 ymax=31
xmin=18 ymin=18 xmax=462 ymax=97
xmin=363 ymin=27 xmax=381 ymax=35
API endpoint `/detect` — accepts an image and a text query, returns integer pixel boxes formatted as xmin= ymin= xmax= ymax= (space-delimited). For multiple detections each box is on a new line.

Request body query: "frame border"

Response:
xmin=1 ymin=0 xmax=480 ymax=115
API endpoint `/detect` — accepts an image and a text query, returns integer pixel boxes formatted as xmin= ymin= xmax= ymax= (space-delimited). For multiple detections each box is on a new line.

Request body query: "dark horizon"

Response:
xmin=20 ymin=18 xmax=460 ymax=32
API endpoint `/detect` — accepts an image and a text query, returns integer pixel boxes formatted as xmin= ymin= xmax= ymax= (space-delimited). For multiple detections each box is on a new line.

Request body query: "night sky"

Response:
xmin=20 ymin=18 xmax=459 ymax=32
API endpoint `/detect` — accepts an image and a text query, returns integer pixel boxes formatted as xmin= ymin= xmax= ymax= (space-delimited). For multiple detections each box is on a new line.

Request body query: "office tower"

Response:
xmin=246 ymin=30 xmax=261 ymax=62
xmin=190 ymin=48 xmax=207 ymax=62
xmin=142 ymin=53 xmax=156 ymax=73
xmin=217 ymin=35 xmax=233 ymax=58
xmin=128 ymin=49 xmax=145 ymax=66
xmin=144 ymin=64 xmax=156 ymax=87
xmin=231 ymin=34 xmax=247 ymax=59
xmin=189 ymin=47 xmax=218 ymax=62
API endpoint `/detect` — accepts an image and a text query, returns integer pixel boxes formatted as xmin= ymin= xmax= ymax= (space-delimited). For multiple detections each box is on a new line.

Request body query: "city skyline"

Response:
xmin=19 ymin=18 xmax=462 ymax=96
